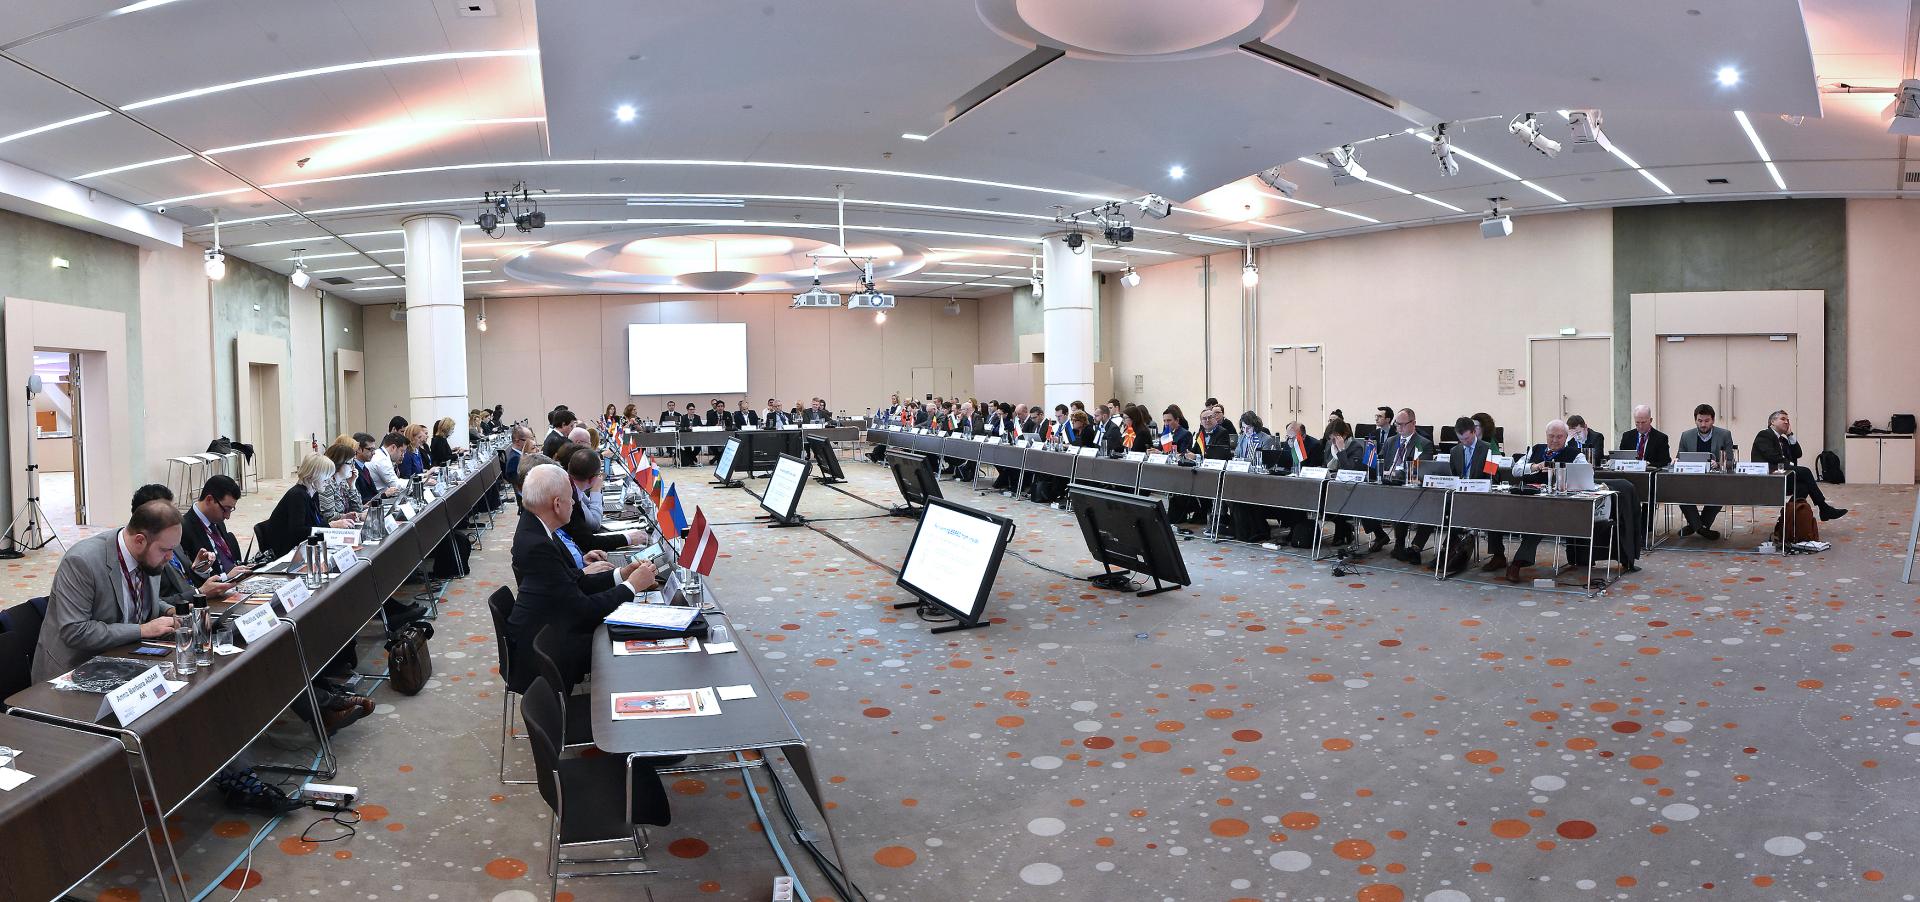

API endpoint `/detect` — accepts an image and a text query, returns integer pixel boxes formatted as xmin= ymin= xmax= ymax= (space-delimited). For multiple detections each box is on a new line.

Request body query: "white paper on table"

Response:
xmin=704 ymin=641 xmax=739 ymax=655
xmin=0 ymin=768 xmax=32 ymax=791
xmin=716 ymin=684 xmax=757 ymax=701
xmin=213 ymin=643 xmax=244 ymax=657
xmin=609 ymin=686 xmax=723 ymax=720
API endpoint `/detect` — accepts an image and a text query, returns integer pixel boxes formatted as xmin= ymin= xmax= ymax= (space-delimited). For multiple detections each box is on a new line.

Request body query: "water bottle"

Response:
xmin=303 ymin=537 xmax=324 ymax=588
xmin=174 ymin=620 xmax=198 ymax=675
xmin=192 ymin=601 xmax=214 ymax=667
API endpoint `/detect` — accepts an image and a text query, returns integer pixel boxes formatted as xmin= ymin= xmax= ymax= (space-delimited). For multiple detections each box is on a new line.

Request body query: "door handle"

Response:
xmin=1562 ymin=394 xmax=1569 ymax=418
xmin=1718 ymin=384 xmax=1724 ymax=416
xmin=1729 ymin=384 xmax=1736 ymax=419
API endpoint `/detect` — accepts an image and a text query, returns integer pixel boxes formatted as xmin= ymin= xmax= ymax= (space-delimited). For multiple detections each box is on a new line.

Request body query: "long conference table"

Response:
xmin=867 ymin=427 xmax=1792 ymax=583
xmin=2 ymin=451 xmax=504 ymax=902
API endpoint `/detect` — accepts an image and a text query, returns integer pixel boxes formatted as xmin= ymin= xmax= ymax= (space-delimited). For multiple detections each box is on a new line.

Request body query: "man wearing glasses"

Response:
xmin=179 ymin=474 xmax=248 ymax=577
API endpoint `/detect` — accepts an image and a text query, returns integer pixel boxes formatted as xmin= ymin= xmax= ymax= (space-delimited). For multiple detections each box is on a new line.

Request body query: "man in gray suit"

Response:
xmin=32 ymin=501 xmax=185 ymax=682
xmin=1676 ymin=402 xmax=1736 ymax=540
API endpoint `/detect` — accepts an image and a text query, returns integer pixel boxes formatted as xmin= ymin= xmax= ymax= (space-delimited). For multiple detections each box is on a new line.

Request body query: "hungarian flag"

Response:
xmin=1289 ymin=427 xmax=1309 ymax=465
xmin=677 ymin=507 xmax=719 ymax=575
xmin=658 ymin=485 xmax=689 ymax=539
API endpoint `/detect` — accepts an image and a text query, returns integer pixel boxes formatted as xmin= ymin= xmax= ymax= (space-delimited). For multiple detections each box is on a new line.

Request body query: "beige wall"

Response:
xmin=135 ymin=241 xmax=215 ymax=485
xmin=365 ymin=294 xmax=984 ymax=426
xmin=1845 ymin=201 xmax=1920 ymax=461
xmin=1110 ymin=256 xmax=1211 ymax=412
xmin=978 ymin=292 xmax=1015 ymax=364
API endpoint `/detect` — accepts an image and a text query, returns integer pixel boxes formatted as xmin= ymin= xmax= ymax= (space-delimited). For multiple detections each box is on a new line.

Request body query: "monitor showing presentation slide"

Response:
xmin=626 ymin=323 xmax=747 ymax=395
xmin=898 ymin=497 xmax=1014 ymax=625
xmin=759 ymin=453 xmax=810 ymax=524
xmin=713 ymin=437 xmax=741 ymax=482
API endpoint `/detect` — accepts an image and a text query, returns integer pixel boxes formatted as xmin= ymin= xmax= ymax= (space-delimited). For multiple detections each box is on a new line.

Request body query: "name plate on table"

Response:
xmin=1075 ymin=446 xmax=1097 ymax=457
xmin=657 ymin=426 xmax=678 ymax=432
xmin=973 ymin=435 xmax=995 ymax=443
xmin=1299 ymin=466 xmax=1329 ymax=480
xmin=331 ymin=545 xmax=360 ymax=573
xmin=1022 ymin=436 xmax=1038 ymax=448
xmin=692 ymin=425 xmax=720 ymax=432
xmin=1334 ymin=469 xmax=1366 ymax=483
xmin=1143 ymin=452 xmax=1167 ymax=465
xmin=1124 ymin=451 xmax=1146 ymax=461
xmin=1734 ymin=462 xmax=1772 ymax=475
xmin=1421 ymin=474 xmax=1459 ymax=489
xmin=397 ymin=502 xmax=416 ymax=520
xmin=105 ymin=666 xmax=174 ymax=726
xmin=274 ymin=578 xmax=312 ymax=612
xmin=917 ymin=428 xmax=932 ymax=435
xmin=423 ymin=489 xmax=437 ymax=503
xmin=1456 ymin=478 xmax=1492 ymax=493
xmin=1200 ymin=458 xmax=1227 ymax=471
xmin=1611 ymin=459 xmax=1647 ymax=472
xmin=234 ymin=603 xmax=280 ymax=643
xmin=317 ymin=528 xmax=359 ymax=548
xmin=1226 ymin=460 xmax=1252 ymax=472
xmin=887 ymin=425 xmax=902 ymax=431
xmin=779 ymin=424 xmax=801 ymax=431
xmin=1670 ymin=461 xmax=1708 ymax=474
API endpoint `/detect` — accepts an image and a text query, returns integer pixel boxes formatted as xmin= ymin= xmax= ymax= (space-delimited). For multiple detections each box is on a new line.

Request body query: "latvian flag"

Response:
xmin=677 ymin=507 xmax=719 ymax=575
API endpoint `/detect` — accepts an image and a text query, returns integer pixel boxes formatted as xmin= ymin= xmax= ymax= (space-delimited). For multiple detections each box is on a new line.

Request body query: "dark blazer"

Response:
xmin=704 ymin=409 xmax=733 ymax=430
xmin=564 ymin=487 xmax=629 ymax=555
xmin=1517 ymin=442 xmax=1584 ymax=484
xmin=912 ymin=408 xmax=931 ymax=427
xmin=506 ymin=511 xmax=634 ymax=692
xmin=1447 ymin=440 xmax=1501 ymax=482
xmin=180 ymin=504 xmax=244 ymax=573
xmin=801 ymin=407 xmax=832 ymax=424
xmin=430 ymin=434 xmax=456 ymax=467
xmin=764 ymin=410 xmax=792 ymax=429
xmin=658 ymin=409 xmax=681 ymax=424
xmin=258 ymin=484 xmax=322 ymax=559
xmin=398 ymin=449 xmax=426 ymax=478
xmin=351 ymin=459 xmax=377 ymax=503
xmin=1570 ymin=430 xmax=1605 ymax=457
xmin=1751 ymin=429 xmax=1802 ymax=468
xmin=1329 ymin=439 xmax=1368 ymax=472
xmin=1618 ymin=427 xmax=1672 ymax=468
xmin=1198 ymin=423 xmax=1236 ymax=460
xmin=1377 ymin=431 xmax=1434 ymax=474
xmin=735 ymin=409 xmax=759 ymax=427
xmin=1268 ymin=432 xmax=1321 ymax=469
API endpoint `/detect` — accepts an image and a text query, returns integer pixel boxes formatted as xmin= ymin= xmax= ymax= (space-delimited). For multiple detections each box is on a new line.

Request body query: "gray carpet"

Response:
xmin=50 ymin=461 xmax=1920 ymax=902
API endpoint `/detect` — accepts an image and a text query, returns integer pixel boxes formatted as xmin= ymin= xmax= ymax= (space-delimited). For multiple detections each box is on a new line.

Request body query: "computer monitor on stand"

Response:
xmin=757 ymin=453 xmax=810 ymax=528
xmin=711 ymin=437 xmax=743 ymax=488
xmin=804 ymin=433 xmax=845 ymax=484
xmin=884 ymin=449 xmax=942 ymax=517
xmin=893 ymin=496 xmax=1015 ymax=634
xmin=1067 ymin=485 xmax=1192 ymax=597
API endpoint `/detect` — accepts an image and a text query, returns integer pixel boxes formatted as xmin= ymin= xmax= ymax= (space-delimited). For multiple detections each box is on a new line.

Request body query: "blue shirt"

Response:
xmin=554 ymin=528 xmax=586 ymax=570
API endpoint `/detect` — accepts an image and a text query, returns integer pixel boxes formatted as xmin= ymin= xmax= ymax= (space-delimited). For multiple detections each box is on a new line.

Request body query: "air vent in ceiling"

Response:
xmin=453 ymin=0 xmax=496 ymax=17
xmin=1904 ymin=171 xmax=1920 ymax=184
xmin=321 ymin=277 xmax=353 ymax=286
xmin=1706 ymin=178 xmax=1730 ymax=185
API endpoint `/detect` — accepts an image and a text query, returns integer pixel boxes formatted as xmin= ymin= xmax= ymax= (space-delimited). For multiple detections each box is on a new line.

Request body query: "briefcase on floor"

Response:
xmin=385 ymin=621 xmax=434 ymax=696
xmin=1774 ymin=499 xmax=1819 ymax=546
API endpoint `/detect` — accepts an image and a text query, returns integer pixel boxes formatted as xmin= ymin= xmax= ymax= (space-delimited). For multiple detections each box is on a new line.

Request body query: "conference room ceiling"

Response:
xmin=0 ymin=0 xmax=1906 ymax=304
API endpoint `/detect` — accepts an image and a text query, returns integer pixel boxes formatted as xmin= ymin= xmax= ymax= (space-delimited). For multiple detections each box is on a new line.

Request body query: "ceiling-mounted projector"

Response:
xmin=847 ymin=289 xmax=895 ymax=310
xmin=792 ymin=278 xmax=842 ymax=308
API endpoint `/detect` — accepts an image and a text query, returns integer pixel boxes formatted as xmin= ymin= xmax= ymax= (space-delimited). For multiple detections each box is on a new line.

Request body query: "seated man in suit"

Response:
xmin=32 ymin=501 xmax=185 ymax=682
xmin=1753 ymin=409 xmax=1846 ymax=521
xmin=547 ymin=443 xmax=647 ymax=555
xmin=1376 ymin=408 xmax=1438 ymax=563
xmin=1503 ymin=419 xmax=1587 ymax=582
xmin=1565 ymin=414 xmax=1605 ymax=459
xmin=658 ymin=401 xmax=682 ymax=426
xmin=507 ymin=464 xmax=658 ymax=692
xmin=1618 ymin=404 xmax=1672 ymax=468
xmin=703 ymin=399 xmax=733 ymax=461
xmin=763 ymin=398 xmax=792 ymax=429
xmin=1446 ymin=417 xmax=1509 ymax=576
xmin=1676 ymin=403 xmax=1736 ymax=539
xmin=1321 ymin=420 xmax=1381 ymax=548
xmin=178 ymin=475 xmax=250 ymax=580
xmin=734 ymin=398 xmax=760 ymax=429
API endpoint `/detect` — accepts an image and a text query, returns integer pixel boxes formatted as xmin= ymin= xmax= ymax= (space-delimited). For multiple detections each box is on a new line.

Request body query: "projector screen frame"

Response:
xmin=893 ymin=496 xmax=1015 ymax=634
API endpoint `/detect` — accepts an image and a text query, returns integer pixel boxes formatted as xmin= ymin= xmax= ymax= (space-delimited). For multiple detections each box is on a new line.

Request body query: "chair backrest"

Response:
xmin=252 ymin=521 xmax=274 ymax=562
xmin=0 ymin=624 xmax=39 ymax=706
xmin=531 ymin=624 xmax=573 ymax=701
xmin=520 ymin=675 xmax=564 ymax=812
xmin=0 ymin=598 xmax=45 ymax=638
xmin=485 ymin=586 xmax=515 ymax=666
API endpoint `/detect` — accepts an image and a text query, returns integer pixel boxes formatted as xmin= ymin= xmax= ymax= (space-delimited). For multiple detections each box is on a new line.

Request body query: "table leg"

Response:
xmin=781 ymin=742 xmax=845 ymax=869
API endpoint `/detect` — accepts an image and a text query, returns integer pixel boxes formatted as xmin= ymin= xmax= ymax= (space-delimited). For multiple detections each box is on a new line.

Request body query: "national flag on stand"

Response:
xmin=1480 ymin=454 xmax=1501 ymax=477
xmin=678 ymin=507 xmax=719 ymax=575
xmin=1289 ymin=427 xmax=1309 ymax=465
xmin=1160 ymin=428 xmax=1175 ymax=453
xmin=1362 ymin=439 xmax=1377 ymax=469
xmin=658 ymin=485 xmax=689 ymax=539
xmin=1121 ymin=420 xmax=1136 ymax=451
xmin=1194 ymin=425 xmax=1206 ymax=456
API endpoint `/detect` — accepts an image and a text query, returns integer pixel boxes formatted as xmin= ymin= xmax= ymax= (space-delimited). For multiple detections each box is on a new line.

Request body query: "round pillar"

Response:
xmin=401 ymin=214 xmax=470 ymax=437
xmin=1041 ymin=232 xmax=1095 ymax=412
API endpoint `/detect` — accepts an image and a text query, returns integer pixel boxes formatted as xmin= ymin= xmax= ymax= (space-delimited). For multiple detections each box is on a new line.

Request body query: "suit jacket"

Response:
xmin=1328 ymin=438 xmax=1368 ymax=472
xmin=1377 ymin=431 xmax=1435 ymax=474
xmin=179 ymin=504 xmax=244 ymax=574
xmin=1571 ymin=430 xmax=1605 ymax=457
xmin=802 ymin=407 xmax=832 ymax=424
xmin=430 ymin=434 xmax=456 ymax=467
xmin=505 ymin=511 xmax=634 ymax=692
xmin=1751 ymin=429 xmax=1802 ymax=468
xmin=33 ymin=530 xmax=165 ymax=682
xmin=1447 ymin=440 xmax=1501 ymax=482
xmin=258 ymin=484 xmax=321 ymax=559
xmin=1198 ymin=423 xmax=1237 ymax=460
xmin=351 ymin=459 xmax=377 ymax=503
xmin=1272 ymin=433 xmax=1322 ymax=469
xmin=704 ymin=409 xmax=733 ymax=430
xmin=735 ymin=409 xmax=759 ymax=427
xmin=1677 ymin=425 xmax=1735 ymax=458
xmin=1618 ymin=427 xmax=1672 ymax=468
xmin=1517 ymin=442 xmax=1584 ymax=484
xmin=564 ymin=487 xmax=628 ymax=555
xmin=912 ymin=408 xmax=931 ymax=427
xmin=764 ymin=410 xmax=792 ymax=428
xmin=658 ymin=409 xmax=681 ymax=425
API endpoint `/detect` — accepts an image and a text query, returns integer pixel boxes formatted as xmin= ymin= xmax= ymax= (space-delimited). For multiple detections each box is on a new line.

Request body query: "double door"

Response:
xmin=1529 ymin=337 xmax=1612 ymax=438
xmin=1268 ymin=346 xmax=1323 ymax=430
xmin=1655 ymin=335 xmax=1795 ymax=444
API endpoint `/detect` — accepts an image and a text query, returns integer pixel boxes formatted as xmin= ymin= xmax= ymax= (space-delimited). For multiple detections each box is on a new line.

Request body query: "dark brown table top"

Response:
xmin=0 ymin=715 xmax=147 ymax=902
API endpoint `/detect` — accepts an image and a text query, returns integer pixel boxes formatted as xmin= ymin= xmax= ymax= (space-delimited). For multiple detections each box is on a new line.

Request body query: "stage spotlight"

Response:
xmin=1509 ymin=114 xmax=1561 ymax=157
xmin=1121 ymin=266 xmax=1140 ymax=288
xmin=1566 ymin=110 xmax=1615 ymax=154
xmin=1318 ymin=145 xmax=1368 ymax=185
xmin=289 ymin=248 xmax=310 ymax=289
xmin=1134 ymin=194 xmax=1172 ymax=219
xmin=1885 ymin=79 xmax=1920 ymax=136
xmin=1433 ymin=126 xmax=1460 ymax=176
xmin=1481 ymin=197 xmax=1513 ymax=239
xmin=1257 ymin=166 xmax=1299 ymax=197
xmin=203 ymin=247 xmax=225 ymax=280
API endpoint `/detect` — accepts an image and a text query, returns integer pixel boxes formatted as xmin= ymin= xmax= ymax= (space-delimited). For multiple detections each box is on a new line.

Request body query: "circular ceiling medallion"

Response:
xmin=977 ymin=0 xmax=1299 ymax=61
xmin=500 ymin=227 xmax=932 ymax=294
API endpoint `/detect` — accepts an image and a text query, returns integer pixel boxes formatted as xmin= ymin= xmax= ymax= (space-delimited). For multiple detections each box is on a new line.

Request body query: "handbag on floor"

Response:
xmin=385 ymin=620 xmax=434 ymax=696
xmin=1774 ymin=499 xmax=1819 ymax=546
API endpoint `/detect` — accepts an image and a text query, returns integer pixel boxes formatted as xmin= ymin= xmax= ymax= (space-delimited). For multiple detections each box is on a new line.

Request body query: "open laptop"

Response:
xmin=1608 ymin=448 xmax=1640 ymax=460
xmin=1676 ymin=451 xmax=1712 ymax=463
xmin=1563 ymin=460 xmax=1598 ymax=491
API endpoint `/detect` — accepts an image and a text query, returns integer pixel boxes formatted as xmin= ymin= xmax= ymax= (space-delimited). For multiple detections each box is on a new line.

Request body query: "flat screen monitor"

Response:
xmin=885 ymin=449 xmax=942 ymax=510
xmin=805 ymin=433 xmax=845 ymax=483
xmin=713 ymin=436 xmax=741 ymax=483
xmin=1067 ymin=485 xmax=1191 ymax=596
xmin=626 ymin=323 xmax=747 ymax=395
xmin=759 ymin=453 xmax=810 ymax=525
xmin=897 ymin=497 xmax=1014 ymax=630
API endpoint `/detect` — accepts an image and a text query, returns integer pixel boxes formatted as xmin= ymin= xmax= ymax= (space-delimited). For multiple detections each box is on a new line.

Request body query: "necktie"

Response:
xmin=555 ymin=529 xmax=586 ymax=569
xmin=1636 ymin=431 xmax=1645 ymax=459
xmin=119 ymin=554 xmax=151 ymax=621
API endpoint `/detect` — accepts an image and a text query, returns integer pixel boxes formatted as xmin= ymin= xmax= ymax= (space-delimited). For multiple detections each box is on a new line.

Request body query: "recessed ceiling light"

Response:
xmin=614 ymin=104 xmax=637 ymax=123
xmin=1716 ymin=66 xmax=1740 ymax=87
xmin=1167 ymin=165 xmax=1186 ymax=179
xmin=901 ymin=133 xmax=929 ymax=141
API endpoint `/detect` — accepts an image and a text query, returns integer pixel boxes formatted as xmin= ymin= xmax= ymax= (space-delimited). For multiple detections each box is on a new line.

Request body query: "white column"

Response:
xmin=401 ymin=214 xmax=469 ymax=434
xmin=1041 ymin=232 xmax=1095 ymax=411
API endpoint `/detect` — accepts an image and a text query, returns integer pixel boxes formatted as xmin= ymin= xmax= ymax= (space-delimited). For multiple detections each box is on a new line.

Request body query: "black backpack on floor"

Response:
xmin=1816 ymin=449 xmax=1844 ymax=484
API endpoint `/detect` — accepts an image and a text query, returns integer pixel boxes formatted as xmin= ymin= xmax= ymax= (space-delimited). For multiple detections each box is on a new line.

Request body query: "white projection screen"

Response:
xmin=627 ymin=323 xmax=747 ymax=395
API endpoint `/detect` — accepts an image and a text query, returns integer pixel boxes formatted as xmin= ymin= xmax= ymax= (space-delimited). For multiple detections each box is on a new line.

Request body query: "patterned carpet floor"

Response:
xmin=6 ymin=460 xmax=1920 ymax=902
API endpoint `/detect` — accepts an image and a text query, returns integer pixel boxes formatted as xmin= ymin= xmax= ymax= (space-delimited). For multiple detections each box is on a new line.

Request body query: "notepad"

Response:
xmin=716 ymin=684 xmax=757 ymax=701
xmin=604 ymin=602 xmax=699 ymax=631
xmin=613 ymin=637 xmax=701 ymax=656
xmin=610 ymin=687 xmax=722 ymax=720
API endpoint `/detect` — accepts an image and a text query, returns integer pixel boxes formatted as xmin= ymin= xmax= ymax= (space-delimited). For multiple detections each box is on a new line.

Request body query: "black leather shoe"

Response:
xmin=1678 ymin=525 xmax=1696 ymax=537
xmin=1368 ymin=536 xmax=1390 ymax=554
xmin=1699 ymin=528 xmax=1722 ymax=541
xmin=1819 ymin=505 xmax=1847 ymax=522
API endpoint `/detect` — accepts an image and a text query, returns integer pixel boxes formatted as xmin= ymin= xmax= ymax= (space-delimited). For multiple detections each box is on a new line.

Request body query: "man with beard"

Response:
xmin=33 ymin=500 xmax=187 ymax=681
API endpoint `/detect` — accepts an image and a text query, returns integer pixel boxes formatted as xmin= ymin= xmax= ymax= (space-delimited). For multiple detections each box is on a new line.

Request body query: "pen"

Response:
xmin=695 ymin=692 xmax=706 ymax=712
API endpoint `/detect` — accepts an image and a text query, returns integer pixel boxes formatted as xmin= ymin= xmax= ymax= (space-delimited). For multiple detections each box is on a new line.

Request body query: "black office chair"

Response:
xmin=251 ymin=521 xmax=276 ymax=564
xmin=530 ymin=625 xmax=598 ymax=749
xmin=0 ymin=602 xmax=42 ymax=708
xmin=522 ymin=676 xmax=670 ymax=900
xmin=486 ymin=586 xmax=534 ymax=785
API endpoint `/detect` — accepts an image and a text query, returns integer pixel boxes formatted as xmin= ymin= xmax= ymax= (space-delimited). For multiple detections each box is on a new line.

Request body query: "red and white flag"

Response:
xmin=677 ymin=507 xmax=719 ymax=575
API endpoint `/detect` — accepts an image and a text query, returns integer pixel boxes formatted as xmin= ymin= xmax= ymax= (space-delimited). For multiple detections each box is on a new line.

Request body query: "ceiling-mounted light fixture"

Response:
xmin=1481 ymin=197 xmax=1513 ymax=239
xmin=1241 ymin=239 xmax=1259 ymax=288
xmin=614 ymin=103 xmax=637 ymax=123
xmin=1885 ymin=79 xmax=1920 ymax=135
xmin=1716 ymin=66 xmax=1741 ymax=87
xmin=943 ymin=298 xmax=961 ymax=316
xmin=1120 ymin=265 xmax=1140 ymax=288
xmin=204 ymin=210 xmax=226 ymax=280
xmin=476 ymin=296 xmax=488 ymax=331
xmin=1432 ymin=124 xmax=1460 ymax=176
xmin=1029 ymin=254 xmax=1044 ymax=299
xmin=1565 ymin=109 xmax=1615 ymax=154
xmin=1508 ymin=113 xmax=1561 ymax=157
xmin=1317 ymin=145 xmax=1368 ymax=185
xmin=1133 ymin=194 xmax=1172 ymax=219
xmin=289 ymin=248 xmax=311 ymax=289
xmin=1257 ymin=165 xmax=1299 ymax=197
xmin=874 ymin=310 xmax=888 ymax=324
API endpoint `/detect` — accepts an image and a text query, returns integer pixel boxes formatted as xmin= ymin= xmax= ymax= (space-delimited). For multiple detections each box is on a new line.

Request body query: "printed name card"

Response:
xmin=1456 ymin=478 xmax=1493 ymax=493
xmin=331 ymin=546 xmax=359 ymax=573
xmin=234 ymin=603 xmax=280 ymax=643
xmin=1334 ymin=469 xmax=1367 ymax=483
xmin=779 ymin=424 xmax=801 ymax=431
xmin=1611 ymin=459 xmax=1648 ymax=472
xmin=1734 ymin=462 xmax=1772 ymax=476
xmin=1143 ymin=452 xmax=1167 ymax=465
xmin=106 ymin=666 xmax=174 ymax=726
xmin=274 ymin=578 xmax=312 ymax=612
xmin=1075 ymin=446 xmax=1097 ymax=457
xmin=1199 ymin=458 xmax=1228 ymax=471
xmin=397 ymin=502 xmax=416 ymax=520
xmin=1299 ymin=466 xmax=1330 ymax=480
xmin=1225 ymin=460 xmax=1253 ymax=473
xmin=1670 ymin=461 xmax=1709 ymax=474
xmin=1124 ymin=451 xmax=1146 ymax=461
xmin=1421 ymin=474 xmax=1460 ymax=489
xmin=423 ymin=488 xmax=437 ymax=503
xmin=973 ymin=435 xmax=995 ymax=443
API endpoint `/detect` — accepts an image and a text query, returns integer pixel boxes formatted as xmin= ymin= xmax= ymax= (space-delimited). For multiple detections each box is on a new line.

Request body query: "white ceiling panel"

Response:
xmin=1269 ymin=0 xmax=1822 ymax=119
xmin=0 ymin=0 xmax=131 ymax=47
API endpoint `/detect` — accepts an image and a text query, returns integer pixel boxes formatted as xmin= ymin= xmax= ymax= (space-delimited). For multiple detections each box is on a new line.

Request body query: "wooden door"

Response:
xmin=1724 ymin=334 xmax=1797 ymax=449
xmin=1557 ymin=337 xmax=1612 ymax=435
xmin=1656 ymin=336 xmax=1727 ymax=436
xmin=1529 ymin=339 xmax=1562 ymax=436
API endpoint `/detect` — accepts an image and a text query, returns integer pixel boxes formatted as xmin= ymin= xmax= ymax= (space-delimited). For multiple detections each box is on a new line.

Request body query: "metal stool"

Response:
xmin=165 ymin=456 xmax=206 ymax=510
